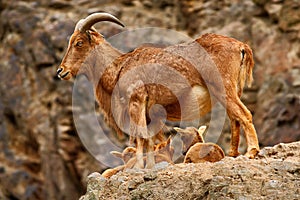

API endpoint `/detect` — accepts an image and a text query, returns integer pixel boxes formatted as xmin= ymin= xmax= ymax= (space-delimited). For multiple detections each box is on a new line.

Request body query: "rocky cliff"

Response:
xmin=0 ymin=0 xmax=299 ymax=199
xmin=81 ymin=142 xmax=300 ymax=200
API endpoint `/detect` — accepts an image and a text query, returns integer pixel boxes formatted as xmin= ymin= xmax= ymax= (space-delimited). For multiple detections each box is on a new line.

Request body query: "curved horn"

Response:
xmin=75 ymin=12 xmax=125 ymax=33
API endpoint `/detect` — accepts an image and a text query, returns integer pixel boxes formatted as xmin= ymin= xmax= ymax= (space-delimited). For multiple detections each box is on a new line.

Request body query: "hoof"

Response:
xmin=134 ymin=161 xmax=144 ymax=169
xmin=245 ymin=148 xmax=259 ymax=159
xmin=228 ymin=150 xmax=240 ymax=157
xmin=145 ymin=164 xmax=154 ymax=169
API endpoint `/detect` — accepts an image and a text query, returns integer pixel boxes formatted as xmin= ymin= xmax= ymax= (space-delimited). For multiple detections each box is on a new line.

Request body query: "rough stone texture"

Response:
xmin=255 ymin=72 xmax=300 ymax=146
xmin=0 ymin=0 xmax=299 ymax=199
xmin=81 ymin=142 xmax=300 ymax=200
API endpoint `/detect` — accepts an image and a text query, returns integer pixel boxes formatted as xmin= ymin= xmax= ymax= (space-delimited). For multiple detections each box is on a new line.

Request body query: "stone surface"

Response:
xmin=0 ymin=0 xmax=299 ymax=199
xmin=81 ymin=142 xmax=300 ymax=200
xmin=255 ymin=72 xmax=300 ymax=146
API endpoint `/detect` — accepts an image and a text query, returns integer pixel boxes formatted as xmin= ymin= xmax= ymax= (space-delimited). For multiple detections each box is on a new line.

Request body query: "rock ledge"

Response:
xmin=81 ymin=142 xmax=300 ymax=200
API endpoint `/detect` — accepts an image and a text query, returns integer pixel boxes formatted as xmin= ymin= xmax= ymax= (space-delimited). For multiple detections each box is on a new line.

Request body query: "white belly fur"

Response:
xmin=180 ymin=85 xmax=212 ymax=121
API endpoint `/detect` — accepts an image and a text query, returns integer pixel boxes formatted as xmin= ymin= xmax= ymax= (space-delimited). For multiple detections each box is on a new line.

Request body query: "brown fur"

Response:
xmin=111 ymin=137 xmax=174 ymax=167
xmin=184 ymin=142 xmax=225 ymax=163
xmin=175 ymin=125 xmax=225 ymax=163
xmin=103 ymin=138 xmax=174 ymax=178
xmin=101 ymin=165 xmax=125 ymax=178
xmin=154 ymin=136 xmax=174 ymax=163
xmin=110 ymin=146 xmax=136 ymax=164
xmin=57 ymin=13 xmax=260 ymax=169
xmin=174 ymin=126 xmax=206 ymax=154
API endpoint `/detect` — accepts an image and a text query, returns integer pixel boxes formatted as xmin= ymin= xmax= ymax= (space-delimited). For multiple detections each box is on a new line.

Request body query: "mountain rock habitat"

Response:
xmin=0 ymin=0 xmax=299 ymax=199
xmin=81 ymin=142 xmax=300 ymax=200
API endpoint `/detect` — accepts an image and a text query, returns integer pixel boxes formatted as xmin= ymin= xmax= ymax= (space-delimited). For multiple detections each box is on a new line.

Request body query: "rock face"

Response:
xmin=0 ymin=0 xmax=299 ymax=199
xmin=81 ymin=142 xmax=300 ymax=200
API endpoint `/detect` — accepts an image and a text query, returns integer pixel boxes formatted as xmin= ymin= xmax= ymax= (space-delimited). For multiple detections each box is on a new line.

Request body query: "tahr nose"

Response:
xmin=57 ymin=67 xmax=63 ymax=75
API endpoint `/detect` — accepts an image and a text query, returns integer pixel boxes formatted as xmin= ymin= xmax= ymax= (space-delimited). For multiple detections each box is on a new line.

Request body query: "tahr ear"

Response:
xmin=86 ymin=29 xmax=104 ymax=43
xmin=197 ymin=125 xmax=207 ymax=143
xmin=173 ymin=127 xmax=184 ymax=134
xmin=110 ymin=151 xmax=123 ymax=159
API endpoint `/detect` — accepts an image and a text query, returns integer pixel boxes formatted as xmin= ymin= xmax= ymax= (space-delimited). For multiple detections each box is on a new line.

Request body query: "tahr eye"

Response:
xmin=76 ymin=41 xmax=83 ymax=47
